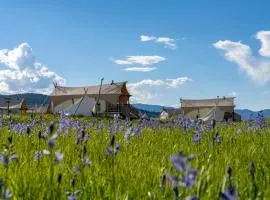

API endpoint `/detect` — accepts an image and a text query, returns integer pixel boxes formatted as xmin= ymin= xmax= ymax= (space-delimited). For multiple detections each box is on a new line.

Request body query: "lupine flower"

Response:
xmin=48 ymin=134 xmax=58 ymax=148
xmin=181 ymin=170 xmax=198 ymax=188
xmin=105 ymin=147 xmax=113 ymax=156
xmin=0 ymin=152 xmax=18 ymax=166
xmin=34 ymin=151 xmax=42 ymax=161
xmin=55 ymin=151 xmax=64 ymax=164
xmin=220 ymin=185 xmax=238 ymax=200
xmin=185 ymin=196 xmax=199 ymax=200
xmin=4 ymin=188 xmax=12 ymax=200
xmin=193 ymin=134 xmax=201 ymax=144
xmin=214 ymin=132 xmax=221 ymax=144
xmin=85 ymin=157 xmax=91 ymax=166
xmin=74 ymin=166 xmax=79 ymax=175
xmin=114 ymin=143 xmax=120 ymax=156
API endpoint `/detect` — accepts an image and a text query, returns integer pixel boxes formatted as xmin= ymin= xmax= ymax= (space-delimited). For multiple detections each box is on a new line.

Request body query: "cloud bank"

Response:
xmin=0 ymin=43 xmax=65 ymax=94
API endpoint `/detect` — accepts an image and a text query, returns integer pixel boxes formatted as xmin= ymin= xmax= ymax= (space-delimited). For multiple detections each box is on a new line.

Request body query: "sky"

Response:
xmin=1 ymin=1 xmax=270 ymax=110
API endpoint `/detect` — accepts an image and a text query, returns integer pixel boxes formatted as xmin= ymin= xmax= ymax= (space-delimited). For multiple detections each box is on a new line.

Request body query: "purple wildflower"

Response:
xmin=193 ymin=134 xmax=201 ymax=144
xmin=220 ymin=185 xmax=238 ymax=200
xmin=114 ymin=143 xmax=120 ymax=156
xmin=74 ymin=166 xmax=79 ymax=175
xmin=4 ymin=188 xmax=12 ymax=199
xmin=185 ymin=196 xmax=199 ymax=200
xmin=34 ymin=151 xmax=42 ymax=161
xmin=55 ymin=151 xmax=64 ymax=164
xmin=105 ymin=147 xmax=113 ymax=156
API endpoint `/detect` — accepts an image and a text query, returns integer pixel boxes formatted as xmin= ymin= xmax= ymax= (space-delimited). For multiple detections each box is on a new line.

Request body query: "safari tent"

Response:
xmin=49 ymin=81 xmax=139 ymax=118
xmin=180 ymin=97 xmax=239 ymax=122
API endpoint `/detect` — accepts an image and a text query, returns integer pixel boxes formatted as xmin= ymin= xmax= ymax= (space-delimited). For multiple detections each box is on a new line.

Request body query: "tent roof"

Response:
xmin=181 ymin=97 xmax=235 ymax=108
xmin=49 ymin=81 xmax=130 ymax=97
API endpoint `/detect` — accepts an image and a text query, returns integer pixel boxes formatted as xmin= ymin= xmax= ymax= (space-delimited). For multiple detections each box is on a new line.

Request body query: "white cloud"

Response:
xmin=128 ymin=77 xmax=192 ymax=103
xmin=213 ymin=31 xmax=270 ymax=84
xmin=114 ymin=56 xmax=165 ymax=66
xmin=0 ymin=43 xmax=65 ymax=94
xmin=124 ymin=67 xmax=157 ymax=72
xmin=228 ymin=91 xmax=237 ymax=97
xmin=140 ymin=35 xmax=156 ymax=42
xmin=166 ymin=77 xmax=192 ymax=88
xmin=140 ymin=35 xmax=177 ymax=49
xmin=256 ymin=31 xmax=270 ymax=57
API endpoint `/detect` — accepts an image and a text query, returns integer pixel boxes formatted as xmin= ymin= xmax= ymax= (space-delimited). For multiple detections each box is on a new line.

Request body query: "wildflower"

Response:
xmin=34 ymin=151 xmax=42 ymax=161
xmin=220 ymin=185 xmax=238 ymax=200
xmin=85 ymin=157 xmax=91 ymax=166
xmin=181 ymin=170 xmax=198 ymax=188
xmin=214 ymin=132 xmax=221 ymax=144
xmin=185 ymin=196 xmax=199 ymax=200
xmin=4 ymin=188 xmax=12 ymax=200
xmin=114 ymin=143 xmax=120 ymax=156
xmin=74 ymin=166 xmax=79 ymax=175
xmin=43 ymin=149 xmax=50 ymax=155
xmin=55 ymin=151 xmax=64 ymax=164
xmin=193 ymin=134 xmax=201 ymax=144
xmin=48 ymin=134 xmax=58 ymax=148
xmin=105 ymin=147 xmax=113 ymax=156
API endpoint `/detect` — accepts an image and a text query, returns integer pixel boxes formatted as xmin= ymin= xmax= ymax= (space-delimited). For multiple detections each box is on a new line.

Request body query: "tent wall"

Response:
xmin=182 ymin=106 xmax=233 ymax=120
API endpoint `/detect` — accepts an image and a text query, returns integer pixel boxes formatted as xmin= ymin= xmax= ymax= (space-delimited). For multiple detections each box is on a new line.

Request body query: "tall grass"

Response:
xmin=0 ymin=114 xmax=269 ymax=199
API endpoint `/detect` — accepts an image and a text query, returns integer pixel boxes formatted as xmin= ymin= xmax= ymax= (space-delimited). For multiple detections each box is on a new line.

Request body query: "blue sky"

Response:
xmin=1 ymin=1 xmax=270 ymax=110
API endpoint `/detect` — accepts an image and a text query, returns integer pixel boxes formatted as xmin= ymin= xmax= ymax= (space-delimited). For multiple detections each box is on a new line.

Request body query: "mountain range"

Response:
xmin=0 ymin=93 xmax=268 ymax=120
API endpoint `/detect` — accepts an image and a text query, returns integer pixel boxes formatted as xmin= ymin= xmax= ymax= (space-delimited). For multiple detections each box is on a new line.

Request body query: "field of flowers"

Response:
xmin=0 ymin=113 xmax=269 ymax=200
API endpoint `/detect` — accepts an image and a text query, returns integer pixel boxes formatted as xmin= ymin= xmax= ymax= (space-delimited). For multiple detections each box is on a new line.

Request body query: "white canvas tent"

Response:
xmin=199 ymin=106 xmax=224 ymax=122
xmin=160 ymin=110 xmax=169 ymax=121
xmin=54 ymin=95 xmax=105 ymax=116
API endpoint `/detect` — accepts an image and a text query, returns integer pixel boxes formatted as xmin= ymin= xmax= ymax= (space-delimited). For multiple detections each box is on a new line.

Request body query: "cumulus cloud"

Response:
xmin=213 ymin=30 xmax=270 ymax=84
xmin=140 ymin=35 xmax=177 ymax=49
xmin=128 ymin=77 xmax=192 ymax=103
xmin=124 ymin=67 xmax=157 ymax=72
xmin=0 ymin=43 xmax=65 ymax=94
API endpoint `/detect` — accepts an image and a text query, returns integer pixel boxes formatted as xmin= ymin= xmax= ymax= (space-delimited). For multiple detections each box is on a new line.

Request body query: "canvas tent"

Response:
xmin=56 ymin=95 xmax=104 ymax=116
xmin=160 ymin=110 xmax=169 ymax=121
xmin=180 ymin=97 xmax=237 ymax=122
xmin=49 ymin=81 xmax=139 ymax=118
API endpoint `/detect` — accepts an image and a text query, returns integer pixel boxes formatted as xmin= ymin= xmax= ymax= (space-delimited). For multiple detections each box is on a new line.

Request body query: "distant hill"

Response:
xmin=235 ymin=109 xmax=270 ymax=120
xmin=0 ymin=93 xmax=49 ymax=107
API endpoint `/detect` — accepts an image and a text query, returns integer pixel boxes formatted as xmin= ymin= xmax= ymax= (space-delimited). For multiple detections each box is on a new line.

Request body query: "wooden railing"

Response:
xmin=106 ymin=104 xmax=139 ymax=118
